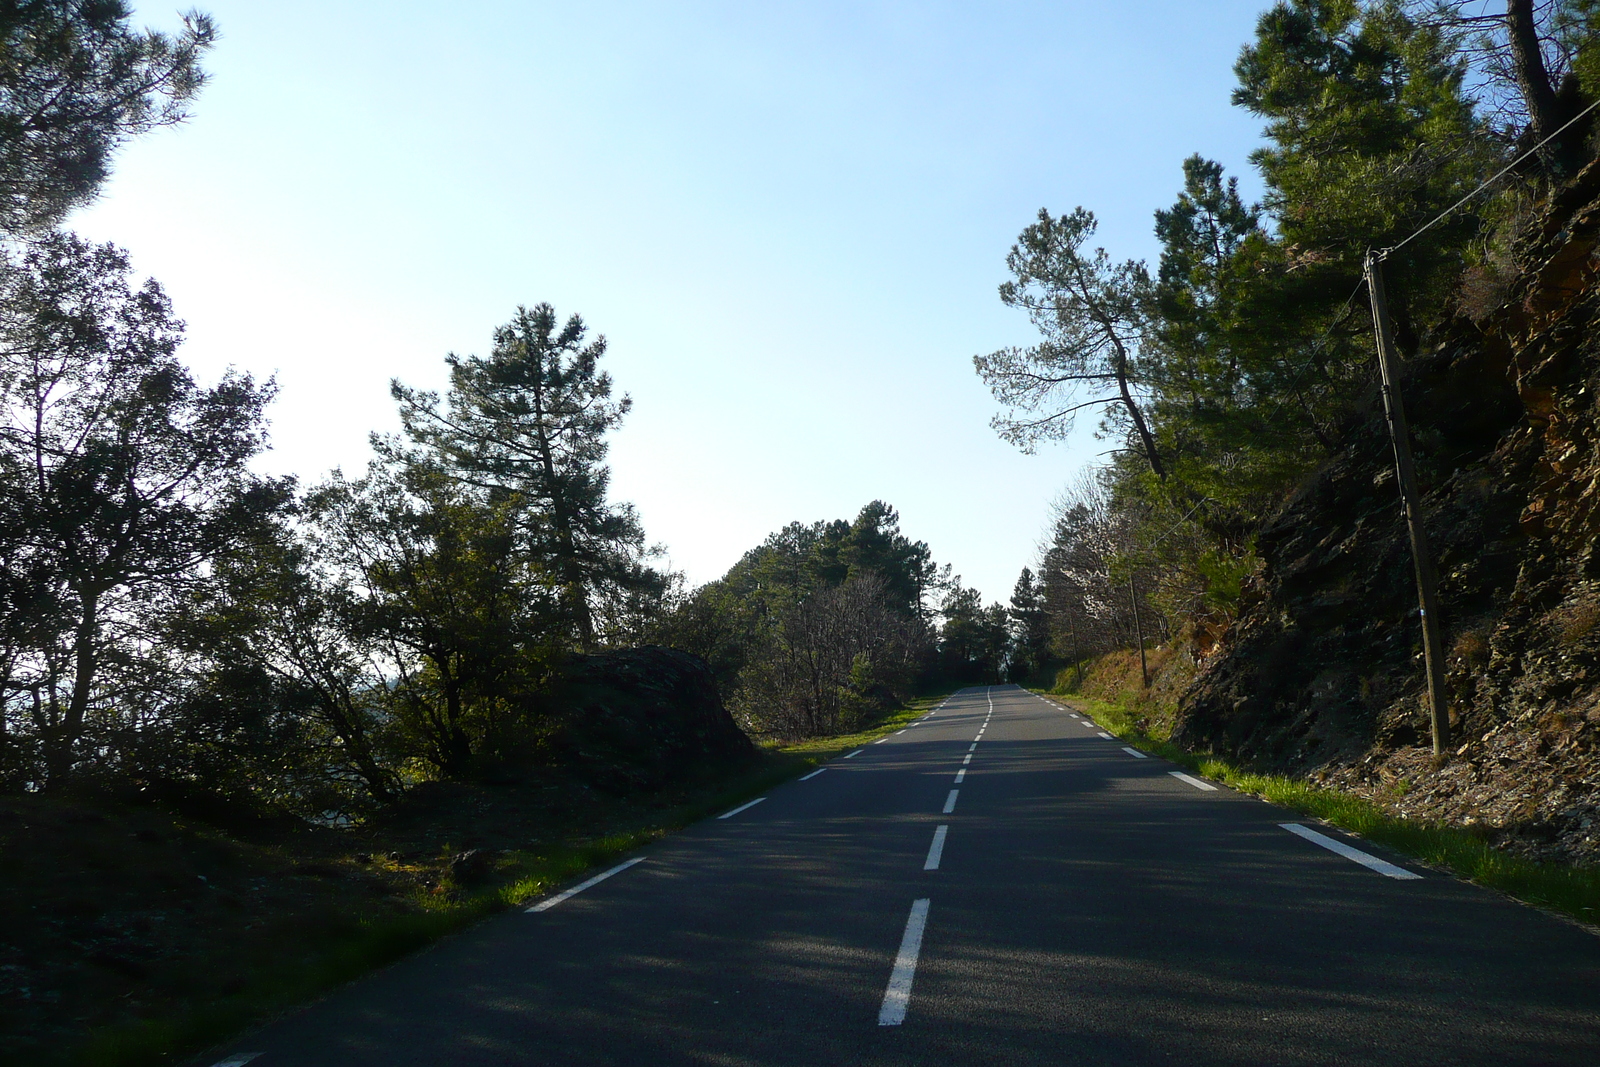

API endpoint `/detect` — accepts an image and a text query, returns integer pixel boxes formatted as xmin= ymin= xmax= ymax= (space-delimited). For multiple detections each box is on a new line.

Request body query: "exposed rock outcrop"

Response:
xmin=1176 ymin=158 xmax=1600 ymax=865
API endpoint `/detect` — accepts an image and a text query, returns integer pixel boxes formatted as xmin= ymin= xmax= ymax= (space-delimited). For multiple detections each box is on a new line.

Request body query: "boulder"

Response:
xmin=549 ymin=645 xmax=754 ymax=793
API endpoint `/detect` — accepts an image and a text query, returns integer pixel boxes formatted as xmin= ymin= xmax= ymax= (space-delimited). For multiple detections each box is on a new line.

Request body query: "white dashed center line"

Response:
xmin=953 ymin=768 xmax=965 ymax=783
xmin=799 ymin=767 xmax=826 ymax=780
xmin=878 ymin=898 xmax=931 ymax=1026
xmin=923 ymin=825 xmax=948 ymax=870
xmin=844 ymin=749 xmax=864 ymax=758
xmin=943 ymin=789 xmax=959 ymax=813
xmin=968 ymin=743 xmax=977 ymax=752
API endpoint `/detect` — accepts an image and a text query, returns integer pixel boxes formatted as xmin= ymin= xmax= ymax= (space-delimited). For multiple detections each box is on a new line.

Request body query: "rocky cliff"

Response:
xmin=1176 ymin=158 xmax=1600 ymax=866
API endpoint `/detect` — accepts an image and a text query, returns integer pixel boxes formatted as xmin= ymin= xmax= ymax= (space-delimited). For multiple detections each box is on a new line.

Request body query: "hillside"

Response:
xmin=1176 ymin=157 xmax=1600 ymax=867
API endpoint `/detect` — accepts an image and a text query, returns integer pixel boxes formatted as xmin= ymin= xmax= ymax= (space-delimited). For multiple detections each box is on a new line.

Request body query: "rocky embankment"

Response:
xmin=1176 ymin=158 xmax=1600 ymax=866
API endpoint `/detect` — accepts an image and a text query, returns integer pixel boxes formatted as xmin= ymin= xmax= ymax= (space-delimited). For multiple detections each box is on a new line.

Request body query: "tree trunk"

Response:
xmin=1507 ymin=0 xmax=1560 ymax=145
xmin=44 ymin=590 xmax=99 ymax=787
xmin=1113 ymin=346 xmax=1167 ymax=479
xmin=1505 ymin=0 xmax=1580 ymax=176
xmin=528 ymin=400 xmax=596 ymax=651
xmin=329 ymin=698 xmax=397 ymax=802
xmin=438 ymin=672 xmax=474 ymax=778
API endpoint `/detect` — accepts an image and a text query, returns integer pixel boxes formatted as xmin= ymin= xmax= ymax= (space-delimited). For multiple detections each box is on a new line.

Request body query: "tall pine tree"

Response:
xmin=392 ymin=303 xmax=661 ymax=651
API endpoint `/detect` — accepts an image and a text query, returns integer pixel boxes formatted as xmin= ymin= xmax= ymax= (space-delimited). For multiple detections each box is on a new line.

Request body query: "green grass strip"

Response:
xmin=770 ymin=692 xmax=953 ymax=763
xmin=1042 ymin=690 xmax=1600 ymax=927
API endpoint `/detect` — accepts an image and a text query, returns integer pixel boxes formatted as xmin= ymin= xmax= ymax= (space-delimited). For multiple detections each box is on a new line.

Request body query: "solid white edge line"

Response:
xmin=923 ymin=825 xmax=948 ymax=870
xmin=953 ymin=768 xmax=965 ymax=783
xmin=799 ymin=767 xmax=826 ymax=780
xmin=717 ymin=797 xmax=767 ymax=819
xmin=526 ymin=857 xmax=646 ymax=913
xmin=1121 ymin=747 xmax=1148 ymax=759
xmin=844 ymin=749 xmax=864 ymax=758
xmin=879 ymin=899 xmax=931 ymax=1026
xmin=1168 ymin=771 xmax=1218 ymax=792
xmin=1281 ymin=823 xmax=1422 ymax=880
xmin=943 ymin=789 xmax=959 ymax=813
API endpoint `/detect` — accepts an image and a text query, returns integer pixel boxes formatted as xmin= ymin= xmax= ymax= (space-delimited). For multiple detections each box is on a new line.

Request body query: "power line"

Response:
xmin=1380 ymin=94 xmax=1600 ymax=261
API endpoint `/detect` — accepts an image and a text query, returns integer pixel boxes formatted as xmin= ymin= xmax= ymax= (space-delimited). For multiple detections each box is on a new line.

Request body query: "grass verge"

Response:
xmin=1045 ymin=691 xmax=1600 ymax=928
xmin=769 ymin=693 xmax=950 ymax=764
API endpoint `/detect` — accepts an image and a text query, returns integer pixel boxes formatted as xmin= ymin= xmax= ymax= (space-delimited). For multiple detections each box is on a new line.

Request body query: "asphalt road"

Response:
xmin=199 ymin=685 xmax=1600 ymax=1066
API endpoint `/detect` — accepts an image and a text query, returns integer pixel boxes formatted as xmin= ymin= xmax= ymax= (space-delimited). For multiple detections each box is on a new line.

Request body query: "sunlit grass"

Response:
xmin=1043 ymin=690 xmax=1600 ymax=927
xmin=771 ymin=694 xmax=950 ymax=761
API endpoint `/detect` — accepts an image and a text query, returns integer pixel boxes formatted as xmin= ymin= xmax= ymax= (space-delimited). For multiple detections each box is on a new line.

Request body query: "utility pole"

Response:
xmin=1067 ymin=608 xmax=1083 ymax=688
xmin=1128 ymin=573 xmax=1149 ymax=688
xmin=1364 ymin=251 xmax=1451 ymax=756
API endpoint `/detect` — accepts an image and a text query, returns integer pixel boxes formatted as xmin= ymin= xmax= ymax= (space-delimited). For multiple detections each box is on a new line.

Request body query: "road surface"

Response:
xmin=198 ymin=685 xmax=1600 ymax=1066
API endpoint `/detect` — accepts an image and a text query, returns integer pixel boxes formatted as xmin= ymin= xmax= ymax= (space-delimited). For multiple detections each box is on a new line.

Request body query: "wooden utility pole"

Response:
xmin=1067 ymin=608 xmax=1083 ymax=688
xmin=1128 ymin=573 xmax=1149 ymax=688
xmin=1364 ymin=251 xmax=1451 ymax=755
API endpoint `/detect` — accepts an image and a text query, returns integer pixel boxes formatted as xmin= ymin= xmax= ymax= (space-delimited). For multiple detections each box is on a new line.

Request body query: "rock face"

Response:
xmin=1176 ymin=158 xmax=1600 ymax=866
xmin=549 ymin=645 xmax=755 ymax=793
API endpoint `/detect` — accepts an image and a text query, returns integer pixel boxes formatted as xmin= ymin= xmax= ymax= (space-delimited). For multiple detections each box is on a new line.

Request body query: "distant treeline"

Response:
xmin=983 ymin=0 xmax=1600 ymax=672
xmin=652 ymin=501 xmax=1022 ymax=740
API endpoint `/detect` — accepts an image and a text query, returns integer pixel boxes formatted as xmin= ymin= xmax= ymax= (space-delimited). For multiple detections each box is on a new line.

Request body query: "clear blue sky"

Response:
xmin=75 ymin=1 xmax=1272 ymax=606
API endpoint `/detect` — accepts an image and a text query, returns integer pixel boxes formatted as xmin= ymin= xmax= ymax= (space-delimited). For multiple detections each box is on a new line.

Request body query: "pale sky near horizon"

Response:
xmin=72 ymin=1 xmax=1272 ymax=607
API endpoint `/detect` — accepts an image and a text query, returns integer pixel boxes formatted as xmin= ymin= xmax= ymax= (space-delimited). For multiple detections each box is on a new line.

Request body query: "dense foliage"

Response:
xmin=10 ymin=0 xmax=1595 ymax=822
xmin=651 ymin=500 xmax=1015 ymax=739
xmin=981 ymin=0 xmax=1600 ymax=676
xmin=0 ymin=10 xmax=688 ymax=809
xmin=0 ymin=3 xmax=1027 ymax=817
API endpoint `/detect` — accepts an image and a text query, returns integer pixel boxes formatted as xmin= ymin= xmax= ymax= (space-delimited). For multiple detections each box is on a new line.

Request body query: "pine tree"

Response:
xmin=0 ymin=2 xmax=215 ymax=233
xmin=392 ymin=303 xmax=661 ymax=650
xmin=1008 ymin=567 xmax=1051 ymax=678
xmin=973 ymin=207 xmax=1166 ymax=478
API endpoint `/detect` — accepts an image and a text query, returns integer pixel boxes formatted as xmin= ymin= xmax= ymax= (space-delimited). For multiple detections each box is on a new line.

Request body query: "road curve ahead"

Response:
xmin=199 ymin=685 xmax=1600 ymax=1067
